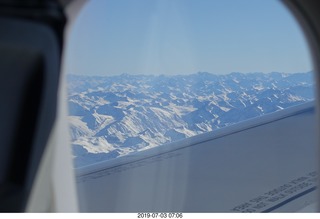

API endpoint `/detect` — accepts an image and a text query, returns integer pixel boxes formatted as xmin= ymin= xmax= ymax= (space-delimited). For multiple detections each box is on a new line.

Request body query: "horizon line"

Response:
xmin=67 ymin=70 xmax=314 ymax=77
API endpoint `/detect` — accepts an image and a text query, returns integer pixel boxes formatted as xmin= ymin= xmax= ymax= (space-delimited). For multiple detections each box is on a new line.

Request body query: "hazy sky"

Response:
xmin=64 ymin=0 xmax=312 ymax=76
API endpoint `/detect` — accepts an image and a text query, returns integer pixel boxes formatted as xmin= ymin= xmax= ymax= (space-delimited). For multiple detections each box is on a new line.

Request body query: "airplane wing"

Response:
xmin=76 ymin=102 xmax=317 ymax=212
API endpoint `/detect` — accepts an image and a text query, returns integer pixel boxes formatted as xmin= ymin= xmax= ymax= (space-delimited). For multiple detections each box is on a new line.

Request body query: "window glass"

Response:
xmin=65 ymin=0 xmax=314 ymax=168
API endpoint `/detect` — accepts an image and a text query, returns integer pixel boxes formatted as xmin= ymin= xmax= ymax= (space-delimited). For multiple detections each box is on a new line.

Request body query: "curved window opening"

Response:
xmin=64 ymin=0 xmax=314 ymax=168
xmin=63 ymin=0 xmax=319 ymax=213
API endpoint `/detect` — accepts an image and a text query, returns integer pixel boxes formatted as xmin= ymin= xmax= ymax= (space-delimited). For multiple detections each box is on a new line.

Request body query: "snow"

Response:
xmin=257 ymin=105 xmax=264 ymax=112
xmin=68 ymin=72 xmax=314 ymax=167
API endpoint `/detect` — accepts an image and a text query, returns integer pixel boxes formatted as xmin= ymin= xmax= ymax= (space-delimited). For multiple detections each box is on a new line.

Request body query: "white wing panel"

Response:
xmin=76 ymin=102 xmax=317 ymax=212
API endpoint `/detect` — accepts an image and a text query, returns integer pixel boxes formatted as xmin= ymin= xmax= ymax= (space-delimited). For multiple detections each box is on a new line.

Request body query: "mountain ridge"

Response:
xmin=68 ymin=72 xmax=314 ymax=167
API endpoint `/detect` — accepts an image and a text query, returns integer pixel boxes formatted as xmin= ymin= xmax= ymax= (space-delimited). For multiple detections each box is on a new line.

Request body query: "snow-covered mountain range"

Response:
xmin=67 ymin=72 xmax=314 ymax=167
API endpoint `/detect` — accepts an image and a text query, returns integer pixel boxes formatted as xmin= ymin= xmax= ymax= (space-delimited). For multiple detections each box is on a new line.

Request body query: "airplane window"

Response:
xmin=64 ymin=0 xmax=319 ymax=213
xmin=64 ymin=0 xmax=314 ymax=169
